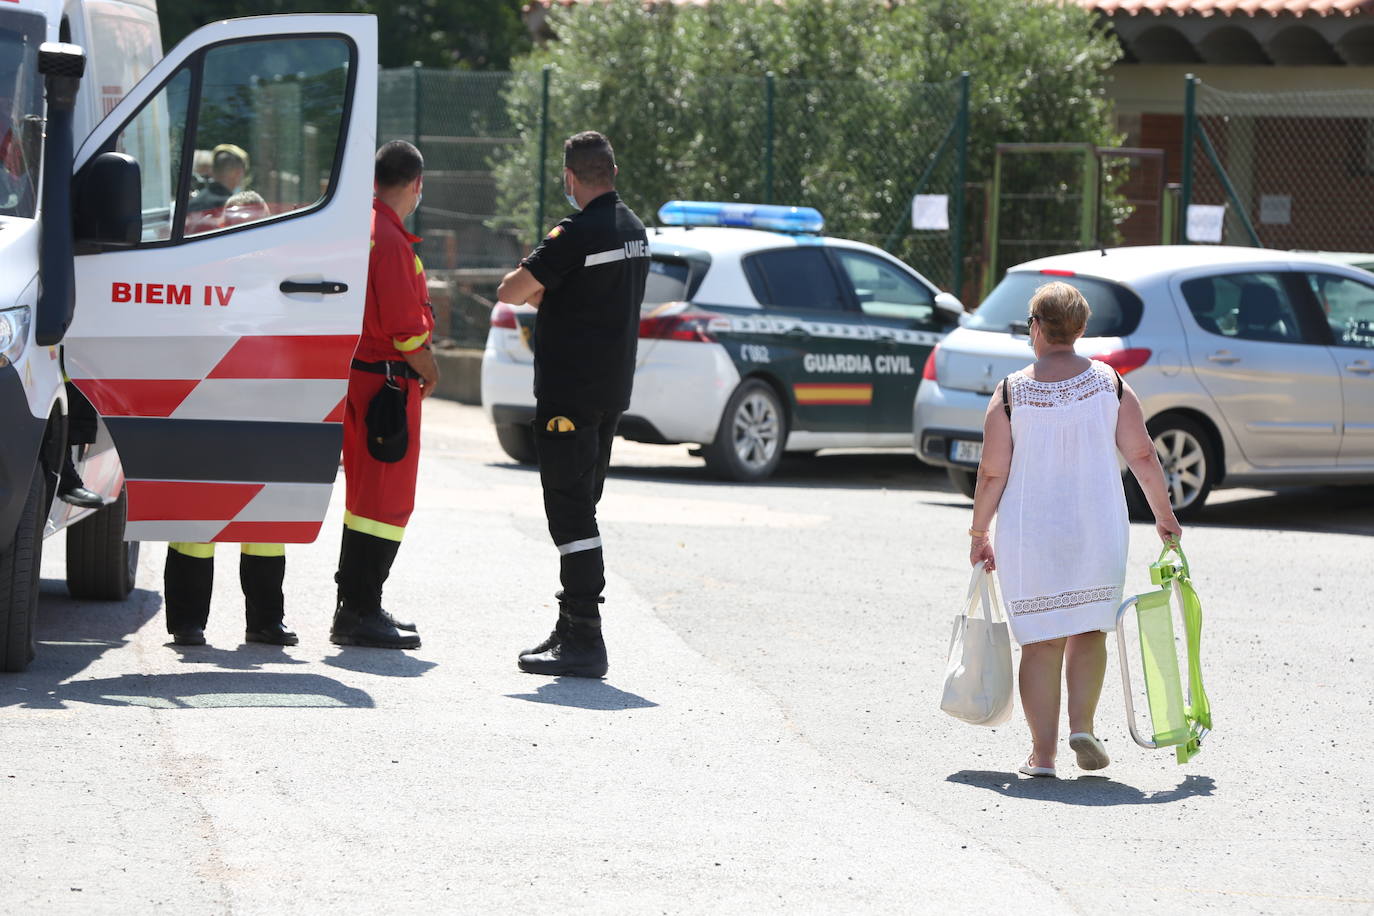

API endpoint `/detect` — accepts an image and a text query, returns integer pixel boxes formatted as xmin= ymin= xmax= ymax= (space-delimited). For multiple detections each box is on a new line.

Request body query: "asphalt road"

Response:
xmin=3 ymin=399 xmax=1372 ymax=914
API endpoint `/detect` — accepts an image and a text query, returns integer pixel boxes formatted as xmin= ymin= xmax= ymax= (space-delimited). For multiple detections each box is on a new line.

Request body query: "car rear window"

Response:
xmin=645 ymin=255 xmax=707 ymax=310
xmin=967 ymin=272 xmax=1144 ymax=337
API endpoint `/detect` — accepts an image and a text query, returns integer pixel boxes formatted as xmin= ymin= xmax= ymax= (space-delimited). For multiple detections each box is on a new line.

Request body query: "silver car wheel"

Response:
xmin=1154 ymin=427 xmax=1207 ymax=511
xmin=732 ymin=391 xmax=780 ymax=471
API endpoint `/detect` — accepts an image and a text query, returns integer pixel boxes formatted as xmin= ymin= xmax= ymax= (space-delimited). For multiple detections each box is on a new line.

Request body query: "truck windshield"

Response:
xmin=0 ymin=8 xmax=45 ymax=220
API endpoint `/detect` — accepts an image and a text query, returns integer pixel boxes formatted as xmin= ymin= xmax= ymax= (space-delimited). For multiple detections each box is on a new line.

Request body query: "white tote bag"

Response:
xmin=940 ymin=563 xmax=1014 ymax=726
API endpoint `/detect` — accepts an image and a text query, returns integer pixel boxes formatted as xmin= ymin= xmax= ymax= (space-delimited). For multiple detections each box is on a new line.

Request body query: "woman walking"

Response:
xmin=969 ymin=282 xmax=1182 ymax=777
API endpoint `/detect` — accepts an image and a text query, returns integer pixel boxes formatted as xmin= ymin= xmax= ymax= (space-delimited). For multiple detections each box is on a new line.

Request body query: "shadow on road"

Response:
xmin=323 ymin=649 xmax=438 ymax=678
xmin=4 ymin=670 xmax=374 ymax=709
xmin=1 ymin=580 xmax=373 ymax=710
xmin=493 ymin=451 xmax=947 ymax=493
xmin=946 ymin=769 xmax=1216 ymax=806
xmin=505 ymin=676 xmax=658 ymax=710
xmin=1185 ymin=485 xmax=1374 ymax=537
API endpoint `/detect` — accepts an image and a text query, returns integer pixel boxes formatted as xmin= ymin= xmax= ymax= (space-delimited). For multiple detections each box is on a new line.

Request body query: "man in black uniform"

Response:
xmin=496 ymin=130 xmax=649 ymax=678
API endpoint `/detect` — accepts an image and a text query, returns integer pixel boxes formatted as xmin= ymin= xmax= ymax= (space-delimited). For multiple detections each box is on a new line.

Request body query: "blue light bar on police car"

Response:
xmin=657 ymin=200 xmax=824 ymax=234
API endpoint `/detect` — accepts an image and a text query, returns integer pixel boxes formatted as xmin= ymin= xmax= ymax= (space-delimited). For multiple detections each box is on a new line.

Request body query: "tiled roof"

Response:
xmin=1077 ymin=0 xmax=1373 ymax=16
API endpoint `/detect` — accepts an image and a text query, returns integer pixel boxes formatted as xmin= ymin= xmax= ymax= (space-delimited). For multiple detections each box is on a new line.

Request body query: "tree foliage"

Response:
xmin=494 ymin=0 xmax=1123 ymax=284
xmin=160 ymin=0 xmax=529 ymax=70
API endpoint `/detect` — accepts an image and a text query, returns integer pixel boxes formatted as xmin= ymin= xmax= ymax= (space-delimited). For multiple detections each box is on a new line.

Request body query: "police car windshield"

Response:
xmin=967 ymin=271 xmax=1144 ymax=338
xmin=0 ymin=9 xmax=45 ymax=219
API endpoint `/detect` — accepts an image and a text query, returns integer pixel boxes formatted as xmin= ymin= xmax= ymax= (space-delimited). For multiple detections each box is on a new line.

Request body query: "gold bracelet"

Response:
xmin=968 ymin=527 xmax=988 ymax=538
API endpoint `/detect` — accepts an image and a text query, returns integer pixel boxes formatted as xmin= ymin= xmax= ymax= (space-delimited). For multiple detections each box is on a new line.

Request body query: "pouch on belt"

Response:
xmin=365 ymin=377 xmax=409 ymax=463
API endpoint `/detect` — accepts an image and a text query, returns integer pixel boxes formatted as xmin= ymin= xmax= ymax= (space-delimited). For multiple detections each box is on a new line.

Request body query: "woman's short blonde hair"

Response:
xmin=1030 ymin=282 xmax=1091 ymax=344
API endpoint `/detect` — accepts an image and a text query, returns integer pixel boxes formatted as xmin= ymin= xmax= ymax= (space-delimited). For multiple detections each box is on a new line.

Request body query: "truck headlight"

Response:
xmin=0 ymin=306 xmax=33 ymax=368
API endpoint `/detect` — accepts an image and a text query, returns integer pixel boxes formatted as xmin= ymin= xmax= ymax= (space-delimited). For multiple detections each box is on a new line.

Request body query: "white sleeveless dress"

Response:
xmin=994 ymin=361 xmax=1129 ymax=645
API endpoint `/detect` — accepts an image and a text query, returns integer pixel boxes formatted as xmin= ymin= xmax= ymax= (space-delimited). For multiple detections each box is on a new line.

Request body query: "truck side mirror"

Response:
xmin=74 ymin=152 xmax=142 ymax=249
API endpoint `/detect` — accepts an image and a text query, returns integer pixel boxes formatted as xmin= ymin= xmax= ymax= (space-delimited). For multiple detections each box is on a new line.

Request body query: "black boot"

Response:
xmin=58 ymin=452 xmax=103 ymax=508
xmin=164 ymin=546 xmax=212 ymax=645
xmin=518 ymin=604 xmax=607 ymax=678
xmin=331 ymin=529 xmax=419 ymax=649
xmin=241 ymin=552 xmax=298 ymax=645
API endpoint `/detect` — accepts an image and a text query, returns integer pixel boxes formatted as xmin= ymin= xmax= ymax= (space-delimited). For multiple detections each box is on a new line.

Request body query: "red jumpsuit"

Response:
xmin=342 ymin=199 xmax=434 ymax=541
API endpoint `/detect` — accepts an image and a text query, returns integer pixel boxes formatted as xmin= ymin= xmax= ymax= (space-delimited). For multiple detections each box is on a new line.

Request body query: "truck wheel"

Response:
xmin=1 ymin=464 xmax=46 ymax=673
xmin=703 ymin=379 xmax=788 ymax=482
xmin=1125 ymin=414 xmax=1216 ymax=522
xmin=66 ymin=486 xmax=139 ymax=600
xmin=495 ymin=423 xmax=538 ymax=464
xmin=947 ymin=467 xmax=977 ymax=500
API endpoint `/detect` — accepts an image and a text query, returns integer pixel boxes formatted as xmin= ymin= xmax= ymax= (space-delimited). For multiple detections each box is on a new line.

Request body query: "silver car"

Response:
xmin=913 ymin=245 xmax=1374 ymax=518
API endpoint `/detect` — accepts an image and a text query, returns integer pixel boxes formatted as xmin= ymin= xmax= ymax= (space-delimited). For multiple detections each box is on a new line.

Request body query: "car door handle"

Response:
xmin=785 ymin=326 xmax=810 ymax=338
xmin=1347 ymin=361 xmax=1374 ymax=374
xmin=1207 ymin=350 xmax=1240 ymax=364
xmin=280 ymin=280 xmax=349 ymax=295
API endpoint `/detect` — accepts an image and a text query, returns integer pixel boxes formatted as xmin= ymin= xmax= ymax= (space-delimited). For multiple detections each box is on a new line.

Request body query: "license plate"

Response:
xmin=950 ymin=440 xmax=983 ymax=464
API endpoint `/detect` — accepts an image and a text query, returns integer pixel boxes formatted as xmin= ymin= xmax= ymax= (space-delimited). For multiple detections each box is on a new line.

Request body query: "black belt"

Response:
xmin=351 ymin=358 xmax=422 ymax=380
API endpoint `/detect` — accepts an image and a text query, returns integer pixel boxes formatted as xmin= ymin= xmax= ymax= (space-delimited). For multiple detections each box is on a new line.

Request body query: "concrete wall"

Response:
xmin=432 ymin=348 xmax=484 ymax=405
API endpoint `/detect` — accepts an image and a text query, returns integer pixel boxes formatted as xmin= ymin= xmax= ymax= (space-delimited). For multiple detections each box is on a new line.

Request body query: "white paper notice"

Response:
xmin=1186 ymin=204 xmax=1225 ymax=243
xmin=1260 ymin=194 xmax=1291 ymax=225
xmin=912 ymin=194 xmax=949 ymax=231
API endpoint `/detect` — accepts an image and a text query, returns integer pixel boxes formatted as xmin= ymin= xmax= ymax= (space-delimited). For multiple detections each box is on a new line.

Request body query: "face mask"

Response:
xmin=564 ymin=176 xmax=580 ymax=212
xmin=413 ymin=191 xmax=423 ymax=216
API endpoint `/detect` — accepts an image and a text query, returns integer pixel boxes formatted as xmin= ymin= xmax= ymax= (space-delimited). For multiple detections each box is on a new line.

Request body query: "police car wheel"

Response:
xmin=704 ymin=379 xmax=787 ymax=482
xmin=495 ymin=423 xmax=538 ymax=465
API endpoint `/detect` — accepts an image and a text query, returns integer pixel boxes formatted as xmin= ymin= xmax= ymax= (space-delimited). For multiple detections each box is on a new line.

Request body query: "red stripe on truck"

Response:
xmin=125 ymin=481 xmax=264 ymax=521
xmin=207 ymin=335 xmax=359 ymax=380
xmin=215 ymin=521 xmax=323 ymax=544
xmin=77 ymin=379 xmax=198 ymax=417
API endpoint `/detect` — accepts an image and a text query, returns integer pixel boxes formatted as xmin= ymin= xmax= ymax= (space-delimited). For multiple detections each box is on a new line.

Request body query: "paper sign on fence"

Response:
xmin=1186 ymin=204 xmax=1225 ymax=243
xmin=912 ymin=194 xmax=949 ymax=231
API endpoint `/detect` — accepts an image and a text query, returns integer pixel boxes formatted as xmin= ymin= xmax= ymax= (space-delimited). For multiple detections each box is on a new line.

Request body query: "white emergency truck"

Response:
xmin=1 ymin=1 xmax=378 ymax=671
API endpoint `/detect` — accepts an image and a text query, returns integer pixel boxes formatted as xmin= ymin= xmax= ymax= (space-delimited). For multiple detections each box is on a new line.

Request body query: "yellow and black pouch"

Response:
xmin=533 ymin=414 xmax=598 ymax=488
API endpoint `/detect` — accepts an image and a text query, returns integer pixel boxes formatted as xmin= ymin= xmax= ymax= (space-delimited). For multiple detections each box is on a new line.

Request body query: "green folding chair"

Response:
xmin=1115 ymin=542 xmax=1213 ymax=764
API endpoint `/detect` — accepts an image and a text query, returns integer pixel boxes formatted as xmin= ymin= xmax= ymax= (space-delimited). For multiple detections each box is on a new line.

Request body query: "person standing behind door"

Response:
xmin=329 ymin=139 xmax=438 ymax=650
xmin=163 ymin=543 xmax=294 ymax=646
xmin=496 ymin=130 xmax=649 ymax=678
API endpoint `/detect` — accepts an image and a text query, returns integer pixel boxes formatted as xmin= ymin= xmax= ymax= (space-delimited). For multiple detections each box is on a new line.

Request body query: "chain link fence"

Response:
xmin=379 ymin=67 xmax=968 ymax=347
xmin=1185 ymin=79 xmax=1374 ymax=253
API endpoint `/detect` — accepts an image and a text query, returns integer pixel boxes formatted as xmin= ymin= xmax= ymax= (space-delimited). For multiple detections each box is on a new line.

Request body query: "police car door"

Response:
xmin=64 ymin=15 xmax=377 ymax=543
xmin=741 ymin=246 xmax=873 ymax=433
xmin=826 ymin=247 xmax=946 ymax=433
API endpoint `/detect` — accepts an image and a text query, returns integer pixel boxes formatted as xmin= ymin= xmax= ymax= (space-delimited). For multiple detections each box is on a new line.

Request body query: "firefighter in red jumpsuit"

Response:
xmin=330 ymin=140 xmax=438 ymax=650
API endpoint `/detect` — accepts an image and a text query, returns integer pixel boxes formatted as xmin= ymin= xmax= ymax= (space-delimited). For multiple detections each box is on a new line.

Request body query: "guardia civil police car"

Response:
xmin=481 ymin=201 xmax=964 ymax=481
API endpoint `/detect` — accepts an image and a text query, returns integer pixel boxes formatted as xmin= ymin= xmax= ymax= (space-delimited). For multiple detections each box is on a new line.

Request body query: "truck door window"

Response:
xmin=108 ymin=68 xmax=191 ymax=241
xmin=183 ymin=38 xmax=351 ymax=238
xmin=0 ymin=8 xmax=45 ymax=219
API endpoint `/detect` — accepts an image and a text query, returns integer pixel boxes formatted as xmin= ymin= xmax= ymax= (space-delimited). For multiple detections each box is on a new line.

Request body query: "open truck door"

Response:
xmin=64 ymin=15 xmax=377 ymax=544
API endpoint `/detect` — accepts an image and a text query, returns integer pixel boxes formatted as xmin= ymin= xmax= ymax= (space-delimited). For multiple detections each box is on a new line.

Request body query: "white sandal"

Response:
xmin=1017 ymin=757 xmax=1056 ymax=778
xmin=1069 ymin=732 xmax=1110 ymax=771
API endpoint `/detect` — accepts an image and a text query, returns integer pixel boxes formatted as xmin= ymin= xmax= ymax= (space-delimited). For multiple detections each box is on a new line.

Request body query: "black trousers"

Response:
xmin=534 ymin=403 xmax=620 ymax=609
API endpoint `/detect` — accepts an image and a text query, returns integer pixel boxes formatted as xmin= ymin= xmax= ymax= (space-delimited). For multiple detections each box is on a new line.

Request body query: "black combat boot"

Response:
xmin=57 ymin=452 xmax=103 ymax=508
xmin=518 ymin=601 xmax=607 ymax=678
xmin=164 ymin=546 xmax=212 ymax=645
xmin=330 ymin=529 xmax=420 ymax=650
xmin=241 ymin=551 xmax=298 ymax=645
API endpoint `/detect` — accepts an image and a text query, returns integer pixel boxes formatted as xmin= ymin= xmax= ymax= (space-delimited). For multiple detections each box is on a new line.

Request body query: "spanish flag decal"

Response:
xmin=546 ymin=225 xmax=564 ymax=239
xmin=794 ymin=383 xmax=873 ymax=405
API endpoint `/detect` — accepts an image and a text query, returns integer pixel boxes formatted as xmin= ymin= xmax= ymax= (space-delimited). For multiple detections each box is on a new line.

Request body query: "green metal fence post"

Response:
xmin=411 ymin=62 xmax=423 ymax=237
xmin=952 ymin=72 xmax=970 ymax=298
xmin=535 ymin=65 xmax=552 ymax=245
xmin=764 ymin=73 xmax=775 ymax=205
xmin=1181 ymin=74 xmax=1196 ymax=245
